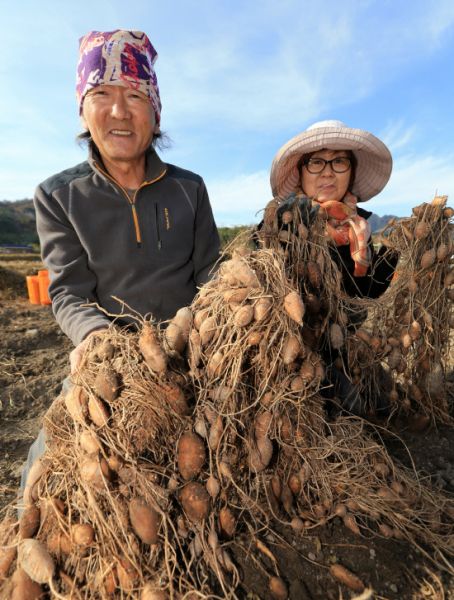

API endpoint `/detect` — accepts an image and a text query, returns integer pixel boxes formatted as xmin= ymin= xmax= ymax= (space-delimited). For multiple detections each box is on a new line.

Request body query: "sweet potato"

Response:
xmin=288 ymin=473 xmax=301 ymax=495
xmin=139 ymin=323 xmax=167 ymax=374
xmin=128 ymin=499 xmax=160 ymax=545
xmin=96 ymin=337 xmax=115 ymax=361
xmin=79 ymin=429 xmax=102 ymax=454
xmin=0 ymin=544 xmax=16 ymax=580
xmin=177 ymin=432 xmax=206 ymax=480
xmin=290 ymin=376 xmax=303 ymax=392
xmin=342 ymin=514 xmax=361 ymax=536
xmin=420 ymin=249 xmax=436 ymax=269
xmin=224 ymin=287 xmax=250 ymax=303
xmin=117 ymin=557 xmax=139 ymax=591
xmin=18 ymin=539 xmax=54 ymax=584
xmin=172 ymin=306 xmax=192 ymax=335
xmin=107 ymin=453 xmax=124 ymax=472
xmin=162 ymin=382 xmax=190 ymax=415
xmin=299 ymin=360 xmax=315 ymax=382
xmin=72 ymin=523 xmax=95 ymax=547
xmin=283 ymin=291 xmax=305 ymax=324
xmin=207 ymin=350 xmax=224 ymax=378
xmin=400 ymin=331 xmax=412 ymax=349
xmin=329 ymin=563 xmax=365 ymax=592
xmin=11 ymin=568 xmax=43 ymax=600
xmin=23 ymin=459 xmax=46 ymax=506
xmin=80 ymin=457 xmax=111 ymax=490
xmin=180 ymin=482 xmax=210 ymax=522
xmin=298 ymin=222 xmax=308 ymax=240
xmin=254 ymin=411 xmax=273 ymax=439
xmin=141 ymin=584 xmax=168 ymax=599
xmin=306 ymin=261 xmax=322 ymax=288
xmin=64 ymin=385 xmax=88 ymax=424
xmin=224 ymin=259 xmax=260 ymax=288
xmin=188 ymin=329 xmax=202 ymax=369
xmin=206 ymin=476 xmax=220 ymax=499
xmin=254 ymin=297 xmax=273 ymax=322
xmin=282 ymin=335 xmax=301 ymax=365
xmin=218 ymin=507 xmax=236 ymax=538
xmin=19 ymin=506 xmax=40 ymax=539
xmin=329 ymin=323 xmax=344 ymax=349
xmin=199 ymin=316 xmax=217 ymax=346
xmin=233 ymin=304 xmax=254 ymax=327
xmin=208 ymin=416 xmax=223 ymax=450
xmin=165 ymin=307 xmax=192 ymax=354
xmin=46 ymin=530 xmax=72 ymax=556
xmin=246 ymin=331 xmax=262 ymax=345
xmin=437 ymin=242 xmax=451 ymax=261
xmin=414 ymin=221 xmax=430 ymax=240
xmin=93 ymin=367 xmax=119 ymax=403
xmin=249 ymin=437 xmax=273 ymax=472
xmin=269 ymin=576 xmax=288 ymax=600
xmin=39 ymin=497 xmax=65 ymax=529
xmin=88 ymin=394 xmax=110 ymax=427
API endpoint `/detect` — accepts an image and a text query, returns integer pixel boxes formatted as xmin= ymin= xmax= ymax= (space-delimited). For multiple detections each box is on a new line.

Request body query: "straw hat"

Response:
xmin=270 ymin=120 xmax=392 ymax=202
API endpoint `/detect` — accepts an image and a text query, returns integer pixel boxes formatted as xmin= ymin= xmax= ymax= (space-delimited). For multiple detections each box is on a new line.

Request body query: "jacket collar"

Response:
xmin=357 ymin=205 xmax=372 ymax=219
xmin=88 ymin=143 xmax=167 ymax=185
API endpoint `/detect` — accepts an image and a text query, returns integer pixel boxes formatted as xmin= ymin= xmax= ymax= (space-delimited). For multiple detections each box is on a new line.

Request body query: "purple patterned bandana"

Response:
xmin=76 ymin=30 xmax=161 ymax=127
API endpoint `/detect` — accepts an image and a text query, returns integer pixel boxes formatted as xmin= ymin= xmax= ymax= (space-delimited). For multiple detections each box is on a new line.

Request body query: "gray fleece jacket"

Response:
xmin=34 ymin=146 xmax=220 ymax=346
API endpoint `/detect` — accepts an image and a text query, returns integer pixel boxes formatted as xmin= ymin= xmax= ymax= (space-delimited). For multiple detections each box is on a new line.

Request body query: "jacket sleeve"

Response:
xmin=192 ymin=180 xmax=221 ymax=286
xmin=334 ymin=242 xmax=398 ymax=299
xmin=34 ymin=185 xmax=111 ymax=346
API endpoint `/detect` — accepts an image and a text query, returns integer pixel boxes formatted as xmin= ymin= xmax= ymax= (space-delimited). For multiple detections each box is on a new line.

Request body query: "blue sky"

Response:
xmin=1 ymin=0 xmax=454 ymax=225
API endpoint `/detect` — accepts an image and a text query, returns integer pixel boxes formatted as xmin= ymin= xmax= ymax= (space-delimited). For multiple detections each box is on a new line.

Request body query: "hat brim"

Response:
xmin=270 ymin=125 xmax=392 ymax=202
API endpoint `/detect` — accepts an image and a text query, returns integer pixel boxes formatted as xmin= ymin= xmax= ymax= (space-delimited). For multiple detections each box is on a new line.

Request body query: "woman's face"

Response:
xmin=300 ymin=149 xmax=352 ymax=203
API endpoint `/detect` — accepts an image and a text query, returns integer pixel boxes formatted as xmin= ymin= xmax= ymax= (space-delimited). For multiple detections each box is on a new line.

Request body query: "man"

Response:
xmin=21 ymin=29 xmax=220 ymax=496
xmin=35 ymin=29 xmax=220 ymax=372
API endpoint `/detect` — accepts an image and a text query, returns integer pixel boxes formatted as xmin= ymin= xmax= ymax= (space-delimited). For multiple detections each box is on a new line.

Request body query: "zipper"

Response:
xmin=155 ymin=203 xmax=162 ymax=250
xmin=94 ymin=161 xmax=167 ymax=247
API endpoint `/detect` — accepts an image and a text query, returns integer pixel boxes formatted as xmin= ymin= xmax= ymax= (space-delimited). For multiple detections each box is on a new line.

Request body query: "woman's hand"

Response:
xmin=277 ymin=193 xmax=319 ymax=228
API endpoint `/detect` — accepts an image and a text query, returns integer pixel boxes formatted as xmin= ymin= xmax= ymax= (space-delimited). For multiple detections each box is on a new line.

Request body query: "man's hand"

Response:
xmin=70 ymin=328 xmax=108 ymax=374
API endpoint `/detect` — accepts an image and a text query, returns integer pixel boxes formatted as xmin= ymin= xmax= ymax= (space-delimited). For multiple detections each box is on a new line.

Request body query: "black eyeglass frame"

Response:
xmin=303 ymin=156 xmax=352 ymax=174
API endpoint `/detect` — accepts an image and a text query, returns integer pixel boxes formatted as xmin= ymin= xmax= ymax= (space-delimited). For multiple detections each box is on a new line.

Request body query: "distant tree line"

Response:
xmin=0 ymin=199 xmax=395 ymax=248
xmin=0 ymin=200 xmax=39 ymax=245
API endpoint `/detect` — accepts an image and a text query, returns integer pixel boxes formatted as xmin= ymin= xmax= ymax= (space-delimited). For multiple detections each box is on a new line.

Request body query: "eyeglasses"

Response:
xmin=303 ymin=156 xmax=351 ymax=174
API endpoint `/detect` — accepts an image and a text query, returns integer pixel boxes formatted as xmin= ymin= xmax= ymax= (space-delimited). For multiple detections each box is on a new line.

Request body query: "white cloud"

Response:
xmin=206 ymin=170 xmax=270 ymax=226
xmin=367 ymin=153 xmax=454 ymax=216
xmin=381 ymin=120 xmax=417 ymax=152
xmin=158 ymin=2 xmax=454 ymax=132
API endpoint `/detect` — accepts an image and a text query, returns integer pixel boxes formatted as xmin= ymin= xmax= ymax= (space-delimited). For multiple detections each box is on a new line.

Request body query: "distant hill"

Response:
xmin=367 ymin=213 xmax=395 ymax=232
xmin=0 ymin=199 xmax=38 ymax=246
xmin=0 ymin=199 xmax=396 ymax=247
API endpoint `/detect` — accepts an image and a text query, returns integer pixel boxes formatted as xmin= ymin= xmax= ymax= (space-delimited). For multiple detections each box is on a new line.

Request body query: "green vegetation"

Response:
xmin=218 ymin=226 xmax=250 ymax=248
xmin=0 ymin=199 xmax=38 ymax=245
xmin=0 ymin=199 xmax=395 ymax=250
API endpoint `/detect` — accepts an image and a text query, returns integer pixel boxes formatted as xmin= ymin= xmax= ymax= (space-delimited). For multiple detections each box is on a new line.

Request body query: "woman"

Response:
xmin=268 ymin=120 xmax=398 ymax=414
xmin=270 ymin=119 xmax=397 ymax=300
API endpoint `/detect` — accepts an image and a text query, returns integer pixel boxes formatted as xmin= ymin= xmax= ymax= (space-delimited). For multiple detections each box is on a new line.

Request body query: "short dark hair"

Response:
xmin=298 ymin=149 xmax=357 ymax=191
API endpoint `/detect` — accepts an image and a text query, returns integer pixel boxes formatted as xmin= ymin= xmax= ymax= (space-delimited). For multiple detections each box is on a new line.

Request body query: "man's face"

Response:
xmin=81 ymin=84 xmax=157 ymax=169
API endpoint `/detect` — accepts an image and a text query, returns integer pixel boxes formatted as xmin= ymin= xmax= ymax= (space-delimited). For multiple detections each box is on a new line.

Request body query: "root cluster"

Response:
xmin=0 ymin=195 xmax=453 ymax=599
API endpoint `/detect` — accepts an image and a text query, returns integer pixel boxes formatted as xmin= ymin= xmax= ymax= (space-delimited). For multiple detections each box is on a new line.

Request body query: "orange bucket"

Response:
xmin=26 ymin=275 xmax=41 ymax=305
xmin=38 ymin=270 xmax=51 ymax=305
